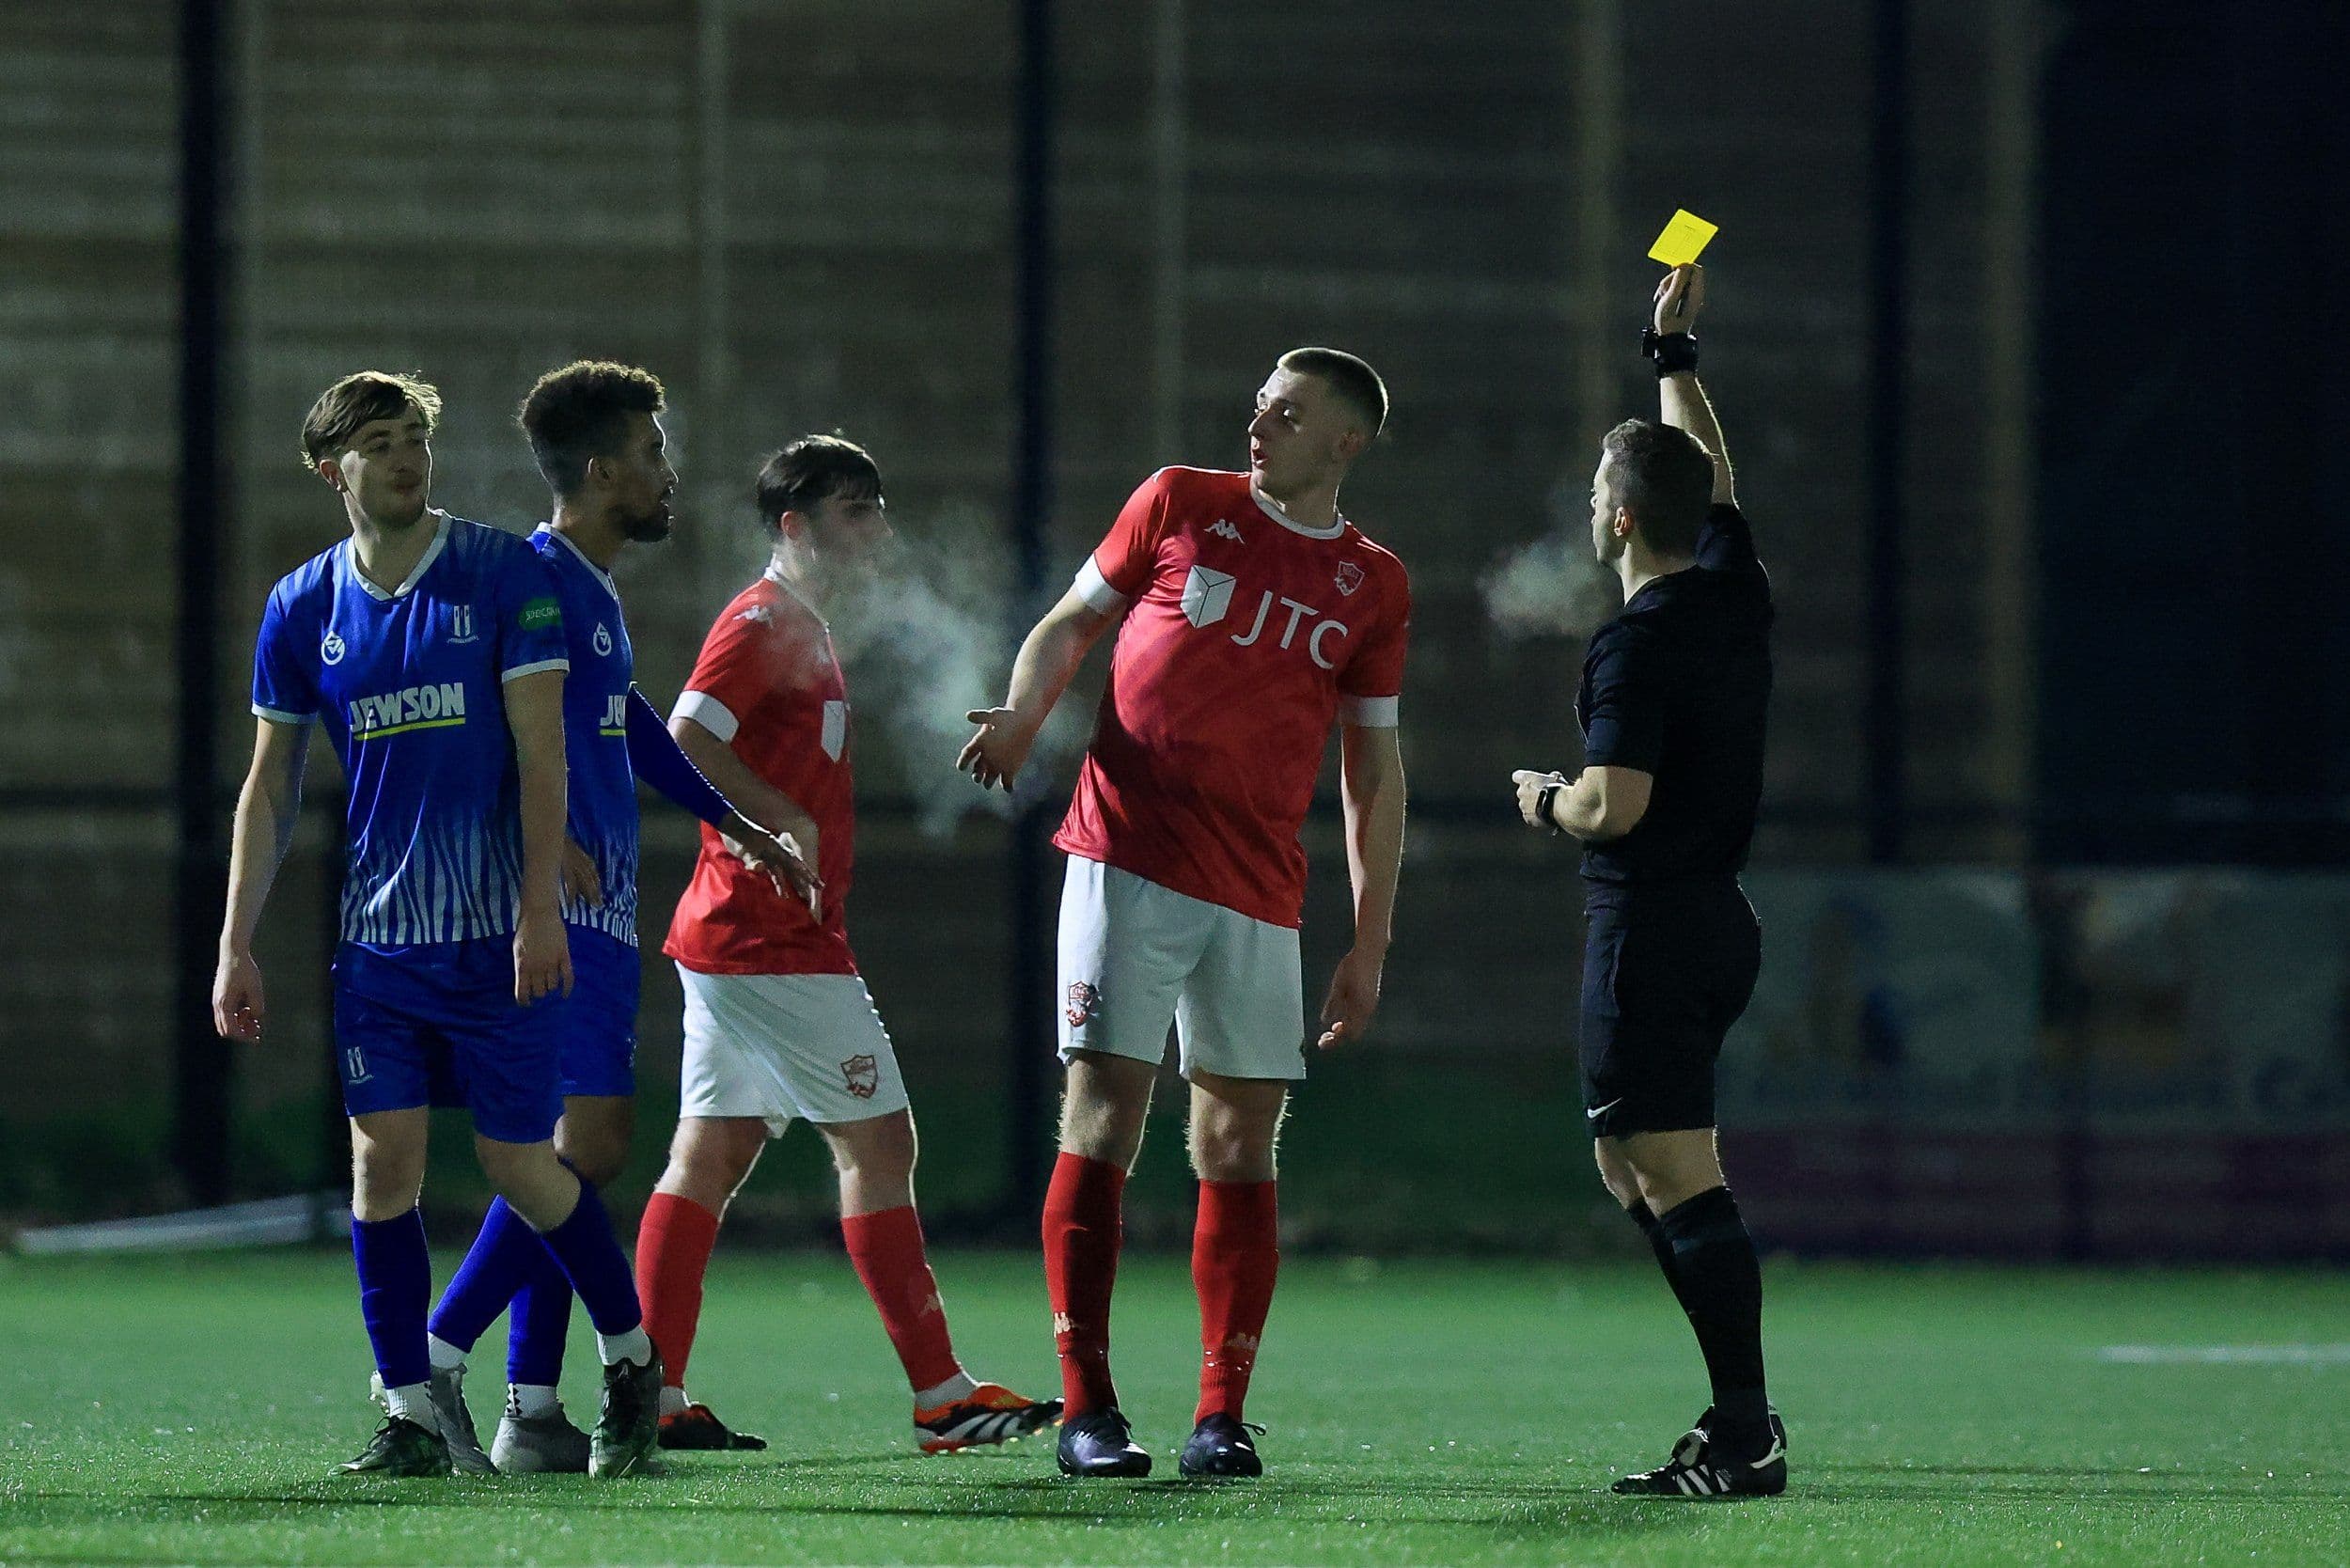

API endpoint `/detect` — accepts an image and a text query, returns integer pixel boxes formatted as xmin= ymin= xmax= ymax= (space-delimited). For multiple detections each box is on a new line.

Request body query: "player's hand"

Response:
xmin=1512 ymin=768 xmax=1570 ymax=829
xmin=1653 ymin=263 xmax=1704 ymax=336
xmin=959 ymin=707 xmax=1038 ymax=791
xmin=514 ymin=905 xmax=573 ymax=1004
xmin=212 ymin=949 xmax=265 ymax=1042
xmin=1316 ymin=945 xmax=1385 ymax=1050
xmin=728 ymin=822 xmax=823 ymax=918
xmin=560 ymin=838 xmax=603 ymax=908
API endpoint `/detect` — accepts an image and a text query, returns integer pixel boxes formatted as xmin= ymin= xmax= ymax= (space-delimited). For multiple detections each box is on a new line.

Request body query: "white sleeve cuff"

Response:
xmin=1074 ymin=556 xmax=1130 ymax=615
xmin=500 ymin=658 xmax=570 ymax=682
xmin=671 ymin=688 xmax=740 ymax=745
xmin=251 ymin=703 xmax=313 ymax=726
xmin=1339 ymin=694 xmax=1401 ymax=729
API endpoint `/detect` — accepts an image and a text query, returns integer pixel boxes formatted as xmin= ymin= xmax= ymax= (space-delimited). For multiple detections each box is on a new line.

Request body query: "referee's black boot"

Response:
xmin=1057 ymin=1407 xmax=1152 ymax=1477
xmin=1611 ymin=1410 xmax=1787 ymax=1498
xmin=1178 ymin=1413 xmax=1264 ymax=1479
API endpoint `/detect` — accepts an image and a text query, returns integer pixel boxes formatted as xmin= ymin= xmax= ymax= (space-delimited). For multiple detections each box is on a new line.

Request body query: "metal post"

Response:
xmin=172 ymin=0 xmax=233 ymax=1205
xmin=1865 ymin=0 xmax=1910 ymax=864
xmin=1002 ymin=0 xmax=1058 ymax=1230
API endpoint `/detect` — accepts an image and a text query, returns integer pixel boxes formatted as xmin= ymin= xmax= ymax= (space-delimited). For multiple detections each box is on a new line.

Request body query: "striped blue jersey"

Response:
xmin=250 ymin=512 xmax=570 ymax=948
xmin=531 ymin=525 xmax=640 ymax=948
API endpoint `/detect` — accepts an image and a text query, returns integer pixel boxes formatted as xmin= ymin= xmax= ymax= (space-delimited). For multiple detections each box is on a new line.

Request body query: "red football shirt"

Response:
xmin=1053 ymin=466 xmax=1410 ymax=928
xmin=664 ymin=573 xmax=859 ymax=976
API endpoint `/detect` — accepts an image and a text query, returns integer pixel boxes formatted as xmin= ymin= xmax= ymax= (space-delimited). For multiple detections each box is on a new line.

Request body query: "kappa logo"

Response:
xmin=320 ymin=629 xmax=347 ymax=666
xmin=592 ymin=621 xmax=613 ymax=657
xmin=1208 ymin=519 xmax=1246 ymax=542
xmin=447 ymin=605 xmax=478 ymax=645
xmin=1066 ymin=980 xmax=1102 ymax=1028
xmin=1335 ymin=560 xmax=1365 ymax=596
xmin=840 ymin=1054 xmax=880 ymax=1099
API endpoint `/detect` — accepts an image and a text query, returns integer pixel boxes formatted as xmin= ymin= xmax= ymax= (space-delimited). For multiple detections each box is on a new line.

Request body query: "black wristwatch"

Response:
xmin=1641 ymin=329 xmax=1700 ymax=377
xmin=1534 ymin=779 xmax=1564 ymax=835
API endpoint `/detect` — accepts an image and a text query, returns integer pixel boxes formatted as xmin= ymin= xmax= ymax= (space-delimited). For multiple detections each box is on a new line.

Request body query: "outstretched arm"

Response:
xmin=959 ymin=585 xmax=1116 ymax=790
xmin=629 ymin=686 xmax=820 ymax=910
xmin=1652 ymin=263 xmax=1736 ymax=506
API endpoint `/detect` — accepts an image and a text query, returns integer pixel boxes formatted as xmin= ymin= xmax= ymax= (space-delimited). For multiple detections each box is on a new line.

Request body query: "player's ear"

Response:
xmin=316 ymin=456 xmax=344 ymax=493
xmin=1334 ymin=427 xmax=1369 ymax=463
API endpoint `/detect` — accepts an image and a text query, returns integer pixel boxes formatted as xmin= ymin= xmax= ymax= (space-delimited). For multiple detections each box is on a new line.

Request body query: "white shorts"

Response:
xmin=676 ymin=967 xmax=911 ymax=1136
xmin=1058 ymin=857 xmax=1307 ymax=1082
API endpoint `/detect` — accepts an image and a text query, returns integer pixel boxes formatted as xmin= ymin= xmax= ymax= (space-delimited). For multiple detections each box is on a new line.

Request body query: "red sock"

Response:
xmin=1193 ymin=1178 xmax=1279 ymax=1424
xmin=840 ymin=1205 xmax=963 ymax=1396
xmin=634 ymin=1191 xmax=720 ymax=1392
xmin=1042 ymin=1152 xmax=1126 ymax=1417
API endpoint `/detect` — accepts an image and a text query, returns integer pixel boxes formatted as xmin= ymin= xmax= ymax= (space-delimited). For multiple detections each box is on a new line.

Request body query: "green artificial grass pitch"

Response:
xmin=3 ymin=1249 xmax=2344 ymax=1566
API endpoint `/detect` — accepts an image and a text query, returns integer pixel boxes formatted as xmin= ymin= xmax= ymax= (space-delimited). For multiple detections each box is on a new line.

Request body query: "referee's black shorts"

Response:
xmin=1576 ymin=877 xmax=1761 ymax=1140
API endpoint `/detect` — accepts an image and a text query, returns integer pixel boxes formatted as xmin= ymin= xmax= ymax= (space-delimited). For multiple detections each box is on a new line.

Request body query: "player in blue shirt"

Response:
xmin=415 ymin=361 xmax=817 ymax=1473
xmin=212 ymin=371 xmax=663 ymax=1480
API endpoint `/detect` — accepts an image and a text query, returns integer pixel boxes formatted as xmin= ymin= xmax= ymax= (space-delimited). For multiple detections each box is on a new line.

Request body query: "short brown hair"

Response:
xmin=299 ymin=370 xmax=441 ymax=472
xmin=1277 ymin=346 xmax=1388 ymax=438
xmin=517 ymin=360 xmax=666 ymax=497
xmin=1601 ymin=418 xmax=1715 ymax=557
xmin=755 ymin=433 xmax=882 ymax=530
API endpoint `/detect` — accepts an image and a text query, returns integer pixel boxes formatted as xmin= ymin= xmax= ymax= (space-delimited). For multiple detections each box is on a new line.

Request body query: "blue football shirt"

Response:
xmin=250 ymin=511 xmax=571 ymax=948
xmin=531 ymin=525 xmax=640 ymax=947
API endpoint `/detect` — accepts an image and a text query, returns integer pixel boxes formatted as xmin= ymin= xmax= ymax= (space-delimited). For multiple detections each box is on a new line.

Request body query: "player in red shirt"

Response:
xmin=961 ymin=349 xmax=1410 ymax=1478
xmin=633 ymin=434 xmax=1060 ymax=1455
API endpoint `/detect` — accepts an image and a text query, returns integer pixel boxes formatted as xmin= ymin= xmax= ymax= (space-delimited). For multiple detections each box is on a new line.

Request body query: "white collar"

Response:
xmin=1248 ymin=483 xmax=1347 ymax=540
xmin=761 ymin=565 xmax=829 ymax=628
xmin=350 ymin=510 xmax=450 ymax=602
xmin=537 ymin=523 xmax=621 ymax=604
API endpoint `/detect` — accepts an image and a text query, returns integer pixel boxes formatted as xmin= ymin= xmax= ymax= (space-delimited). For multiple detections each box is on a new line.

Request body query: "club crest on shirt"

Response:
xmin=840 ymin=1054 xmax=879 ymax=1099
xmin=1335 ymin=560 xmax=1364 ymax=596
xmin=447 ymin=605 xmax=478 ymax=645
xmin=1066 ymin=980 xmax=1102 ymax=1028
xmin=593 ymin=622 xmax=613 ymax=657
xmin=321 ymin=629 xmax=347 ymax=666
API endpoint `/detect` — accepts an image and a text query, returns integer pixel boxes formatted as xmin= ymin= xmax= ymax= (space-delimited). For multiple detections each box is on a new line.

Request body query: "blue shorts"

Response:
xmin=332 ymin=937 xmax=567 ymax=1144
xmin=561 ymin=926 xmax=641 ymax=1100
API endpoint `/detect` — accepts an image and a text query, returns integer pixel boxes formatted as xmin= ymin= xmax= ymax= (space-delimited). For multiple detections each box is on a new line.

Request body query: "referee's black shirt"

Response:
xmin=1574 ymin=503 xmax=1773 ymax=886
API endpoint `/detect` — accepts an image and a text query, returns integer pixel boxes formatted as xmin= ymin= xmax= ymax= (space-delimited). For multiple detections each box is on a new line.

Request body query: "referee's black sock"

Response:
xmin=1624 ymin=1200 xmax=1696 ymax=1317
xmin=1656 ymin=1185 xmax=1770 ymax=1454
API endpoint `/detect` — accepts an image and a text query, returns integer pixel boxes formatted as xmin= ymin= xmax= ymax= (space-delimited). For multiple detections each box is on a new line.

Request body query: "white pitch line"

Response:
xmin=2096 ymin=1344 xmax=2350 ymax=1366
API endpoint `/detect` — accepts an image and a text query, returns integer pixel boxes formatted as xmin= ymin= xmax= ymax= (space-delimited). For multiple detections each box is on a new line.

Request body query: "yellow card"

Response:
xmin=1647 ymin=210 xmax=1718 ymax=266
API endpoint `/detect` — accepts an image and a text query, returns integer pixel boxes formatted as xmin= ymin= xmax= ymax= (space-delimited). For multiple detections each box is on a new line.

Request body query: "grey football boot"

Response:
xmin=492 ymin=1386 xmax=592 ymax=1474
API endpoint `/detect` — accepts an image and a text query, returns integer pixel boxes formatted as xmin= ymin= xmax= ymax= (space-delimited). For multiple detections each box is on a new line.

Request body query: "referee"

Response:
xmin=1511 ymin=262 xmax=1783 ymax=1498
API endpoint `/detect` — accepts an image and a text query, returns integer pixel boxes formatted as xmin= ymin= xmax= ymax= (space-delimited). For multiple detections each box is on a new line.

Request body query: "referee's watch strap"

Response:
xmin=1536 ymin=779 xmax=1565 ymax=835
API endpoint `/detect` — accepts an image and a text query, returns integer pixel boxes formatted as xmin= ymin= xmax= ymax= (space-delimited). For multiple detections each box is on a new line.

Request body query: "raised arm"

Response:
xmin=1652 ymin=263 xmax=1736 ymax=506
xmin=212 ymin=715 xmax=311 ymax=1041
xmin=959 ymin=584 xmax=1117 ymax=791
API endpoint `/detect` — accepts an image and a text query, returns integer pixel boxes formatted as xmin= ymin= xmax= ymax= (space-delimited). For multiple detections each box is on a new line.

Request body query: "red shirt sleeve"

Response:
xmin=1339 ymin=560 xmax=1411 ymax=699
xmin=1089 ymin=468 xmax=1183 ymax=597
xmin=682 ymin=597 xmax=790 ymax=734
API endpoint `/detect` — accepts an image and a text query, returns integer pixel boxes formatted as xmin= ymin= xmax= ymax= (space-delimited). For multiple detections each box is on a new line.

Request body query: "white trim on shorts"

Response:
xmin=676 ymin=967 xmax=909 ymax=1136
xmin=1057 ymin=856 xmax=1306 ymax=1082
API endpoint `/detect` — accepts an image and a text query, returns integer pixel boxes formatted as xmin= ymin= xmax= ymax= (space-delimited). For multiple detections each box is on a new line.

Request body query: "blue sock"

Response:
xmin=535 ymin=1176 xmax=643 ymax=1337
xmin=428 ymin=1198 xmax=538 ymax=1355
xmin=507 ymin=1231 xmax=575 ymax=1387
xmin=352 ymin=1209 xmax=432 ymax=1390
